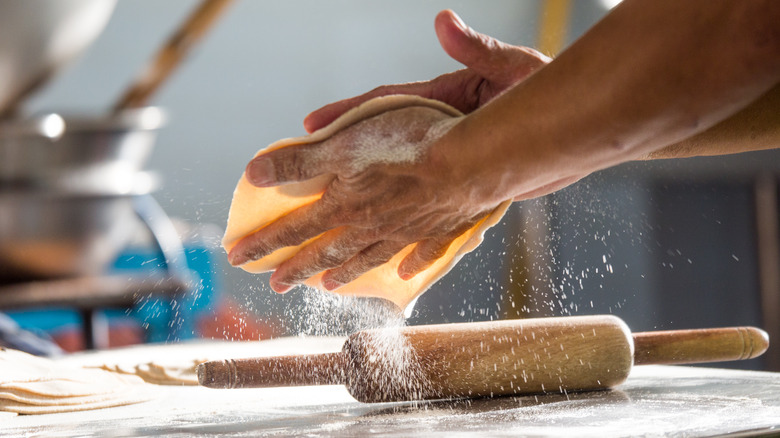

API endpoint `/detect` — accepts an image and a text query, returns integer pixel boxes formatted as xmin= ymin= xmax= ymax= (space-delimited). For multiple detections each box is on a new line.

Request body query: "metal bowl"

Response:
xmin=0 ymin=173 xmax=159 ymax=282
xmin=0 ymin=107 xmax=166 ymax=185
xmin=0 ymin=107 xmax=166 ymax=282
xmin=0 ymin=0 xmax=117 ymax=115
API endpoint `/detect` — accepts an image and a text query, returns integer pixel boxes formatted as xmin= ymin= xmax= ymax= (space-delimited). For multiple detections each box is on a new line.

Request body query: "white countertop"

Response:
xmin=2 ymin=339 xmax=779 ymax=437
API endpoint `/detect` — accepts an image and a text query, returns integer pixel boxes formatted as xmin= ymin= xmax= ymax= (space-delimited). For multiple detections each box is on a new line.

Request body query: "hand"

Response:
xmin=228 ymin=105 xmax=499 ymax=293
xmin=229 ymin=9 xmax=552 ymax=294
xmin=303 ymin=9 xmax=551 ymax=134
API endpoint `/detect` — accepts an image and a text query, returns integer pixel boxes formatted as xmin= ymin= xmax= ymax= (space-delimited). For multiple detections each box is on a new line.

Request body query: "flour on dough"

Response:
xmin=223 ymin=95 xmax=511 ymax=311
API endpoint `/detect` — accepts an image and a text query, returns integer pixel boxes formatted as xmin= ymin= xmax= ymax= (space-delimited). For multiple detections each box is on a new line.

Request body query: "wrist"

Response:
xmin=426 ymin=110 xmax=527 ymax=209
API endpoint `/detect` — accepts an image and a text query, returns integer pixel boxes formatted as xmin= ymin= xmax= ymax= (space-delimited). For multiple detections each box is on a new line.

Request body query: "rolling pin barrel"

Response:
xmin=343 ymin=315 xmax=633 ymax=402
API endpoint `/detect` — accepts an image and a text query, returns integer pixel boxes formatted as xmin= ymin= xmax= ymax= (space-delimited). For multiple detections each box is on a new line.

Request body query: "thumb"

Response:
xmin=435 ymin=10 xmax=510 ymax=78
xmin=435 ymin=10 xmax=549 ymax=83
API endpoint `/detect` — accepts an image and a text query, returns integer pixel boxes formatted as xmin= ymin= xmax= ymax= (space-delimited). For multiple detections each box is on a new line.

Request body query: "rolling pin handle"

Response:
xmin=632 ymin=326 xmax=769 ymax=366
xmin=198 ymin=352 xmax=347 ymax=389
xmin=198 ymin=358 xmax=238 ymax=389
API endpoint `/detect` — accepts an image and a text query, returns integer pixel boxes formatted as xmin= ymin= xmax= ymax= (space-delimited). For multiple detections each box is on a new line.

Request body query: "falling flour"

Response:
xmin=288 ymin=287 xmax=430 ymax=402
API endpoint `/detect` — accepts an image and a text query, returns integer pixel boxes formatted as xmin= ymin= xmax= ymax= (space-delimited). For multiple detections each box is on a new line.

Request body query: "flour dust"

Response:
xmin=285 ymin=287 xmax=430 ymax=403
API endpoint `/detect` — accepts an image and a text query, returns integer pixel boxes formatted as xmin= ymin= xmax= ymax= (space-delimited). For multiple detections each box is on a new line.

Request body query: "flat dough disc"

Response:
xmin=224 ymin=95 xmax=511 ymax=311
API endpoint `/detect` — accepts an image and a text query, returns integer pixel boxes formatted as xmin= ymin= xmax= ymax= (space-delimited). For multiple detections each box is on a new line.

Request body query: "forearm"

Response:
xmin=431 ymin=0 xmax=779 ymax=205
xmin=642 ymin=84 xmax=780 ymax=159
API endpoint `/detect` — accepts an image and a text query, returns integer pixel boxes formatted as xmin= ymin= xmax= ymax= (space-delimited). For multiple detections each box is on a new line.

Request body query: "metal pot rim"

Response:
xmin=0 ymin=106 xmax=167 ymax=139
xmin=0 ymin=171 xmax=160 ymax=198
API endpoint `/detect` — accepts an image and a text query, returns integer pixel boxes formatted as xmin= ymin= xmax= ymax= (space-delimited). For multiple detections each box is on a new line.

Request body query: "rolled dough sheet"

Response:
xmin=0 ymin=348 xmax=151 ymax=415
xmin=0 ymin=338 xmax=347 ymax=415
xmin=61 ymin=337 xmax=348 ymax=386
xmin=224 ymin=95 xmax=511 ymax=311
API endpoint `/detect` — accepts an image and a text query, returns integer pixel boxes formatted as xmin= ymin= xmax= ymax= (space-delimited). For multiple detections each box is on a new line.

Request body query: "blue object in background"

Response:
xmin=6 ymin=243 xmax=219 ymax=346
xmin=114 ymin=244 xmax=218 ymax=342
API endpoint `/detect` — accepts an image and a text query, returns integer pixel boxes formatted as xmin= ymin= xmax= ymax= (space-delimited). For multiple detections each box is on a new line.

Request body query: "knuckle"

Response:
xmin=329 ymin=267 xmax=358 ymax=285
xmin=363 ymin=248 xmax=393 ymax=267
xmin=313 ymin=244 xmax=346 ymax=269
xmin=322 ymin=193 xmax=367 ymax=226
xmin=285 ymin=150 xmax=310 ymax=182
xmin=278 ymin=254 xmax=320 ymax=284
xmin=269 ymin=146 xmax=316 ymax=183
xmin=330 ymin=260 xmax=365 ymax=284
xmin=272 ymin=223 xmax=307 ymax=249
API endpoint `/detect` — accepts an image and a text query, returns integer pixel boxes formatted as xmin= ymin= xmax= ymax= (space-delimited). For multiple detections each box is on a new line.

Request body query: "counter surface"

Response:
xmin=2 ymin=340 xmax=779 ymax=437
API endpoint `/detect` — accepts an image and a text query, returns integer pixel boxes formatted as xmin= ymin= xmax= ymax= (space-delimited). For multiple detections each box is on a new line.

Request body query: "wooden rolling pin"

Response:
xmin=197 ymin=315 xmax=769 ymax=402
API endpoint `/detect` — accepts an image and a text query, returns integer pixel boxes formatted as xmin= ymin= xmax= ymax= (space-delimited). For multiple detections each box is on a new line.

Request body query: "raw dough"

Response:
xmin=94 ymin=360 xmax=201 ymax=386
xmin=63 ymin=337 xmax=348 ymax=386
xmin=223 ymin=95 xmax=511 ymax=311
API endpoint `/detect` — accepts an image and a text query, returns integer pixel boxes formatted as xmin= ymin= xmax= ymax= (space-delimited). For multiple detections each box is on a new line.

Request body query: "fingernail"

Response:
xmin=322 ymin=278 xmax=343 ymax=291
xmin=228 ymin=250 xmax=245 ymax=266
xmin=246 ymin=157 xmax=276 ymax=187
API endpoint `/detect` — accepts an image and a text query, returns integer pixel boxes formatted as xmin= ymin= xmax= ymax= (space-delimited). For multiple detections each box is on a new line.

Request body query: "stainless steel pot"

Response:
xmin=0 ymin=0 xmax=117 ymax=115
xmin=0 ymin=107 xmax=166 ymax=282
xmin=0 ymin=107 xmax=166 ymax=185
xmin=0 ymin=173 xmax=158 ymax=282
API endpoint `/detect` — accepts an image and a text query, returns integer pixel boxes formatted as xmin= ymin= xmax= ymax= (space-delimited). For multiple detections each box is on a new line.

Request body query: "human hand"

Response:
xmin=227 ymin=104 xmax=500 ymax=293
xmin=303 ymin=9 xmax=551 ymax=133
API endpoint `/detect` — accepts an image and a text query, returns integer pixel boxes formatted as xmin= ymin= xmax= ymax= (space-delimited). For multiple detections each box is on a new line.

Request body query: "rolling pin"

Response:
xmin=197 ymin=315 xmax=769 ymax=402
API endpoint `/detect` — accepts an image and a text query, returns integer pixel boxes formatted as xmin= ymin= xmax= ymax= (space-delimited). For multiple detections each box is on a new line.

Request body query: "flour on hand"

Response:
xmin=223 ymin=95 xmax=511 ymax=312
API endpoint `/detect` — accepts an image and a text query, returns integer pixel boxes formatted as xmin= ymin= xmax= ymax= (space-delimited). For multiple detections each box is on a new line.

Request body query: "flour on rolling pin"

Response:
xmin=223 ymin=95 xmax=512 ymax=311
xmin=199 ymin=315 xmax=769 ymax=403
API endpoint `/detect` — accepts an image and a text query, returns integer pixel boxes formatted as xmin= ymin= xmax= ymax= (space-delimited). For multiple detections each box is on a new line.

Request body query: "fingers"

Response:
xmin=303 ymin=82 xmax=436 ymax=134
xmin=245 ymin=142 xmax=333 ymax=187
xmin=268 ymin=228 xmax=372 ymax=293
xmin=396 ymin=237 xmax=454 ymax=281
xmin=435 ymin=10 xmax=550 ymax=83
xmin=321 ymin=240 xmax=409 ymax=291
xmin=303 ymin=95 xmax=382 ymax=135
xmin=397 ymin=213 xmax=486 ymax=280
xmin=227 ymin=200 xmax=337 ymax=267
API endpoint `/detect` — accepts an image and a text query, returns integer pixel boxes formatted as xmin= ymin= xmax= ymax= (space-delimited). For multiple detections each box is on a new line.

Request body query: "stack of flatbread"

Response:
xmin=1 ymin=337 xmax=349 ymax=416
xmin=0 ymin=348 xmax=151 ymax=416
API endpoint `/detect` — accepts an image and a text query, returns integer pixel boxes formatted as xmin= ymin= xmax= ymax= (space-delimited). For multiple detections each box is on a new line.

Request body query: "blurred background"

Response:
xmin=1 ymin=0 xmax=777 ymax=371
